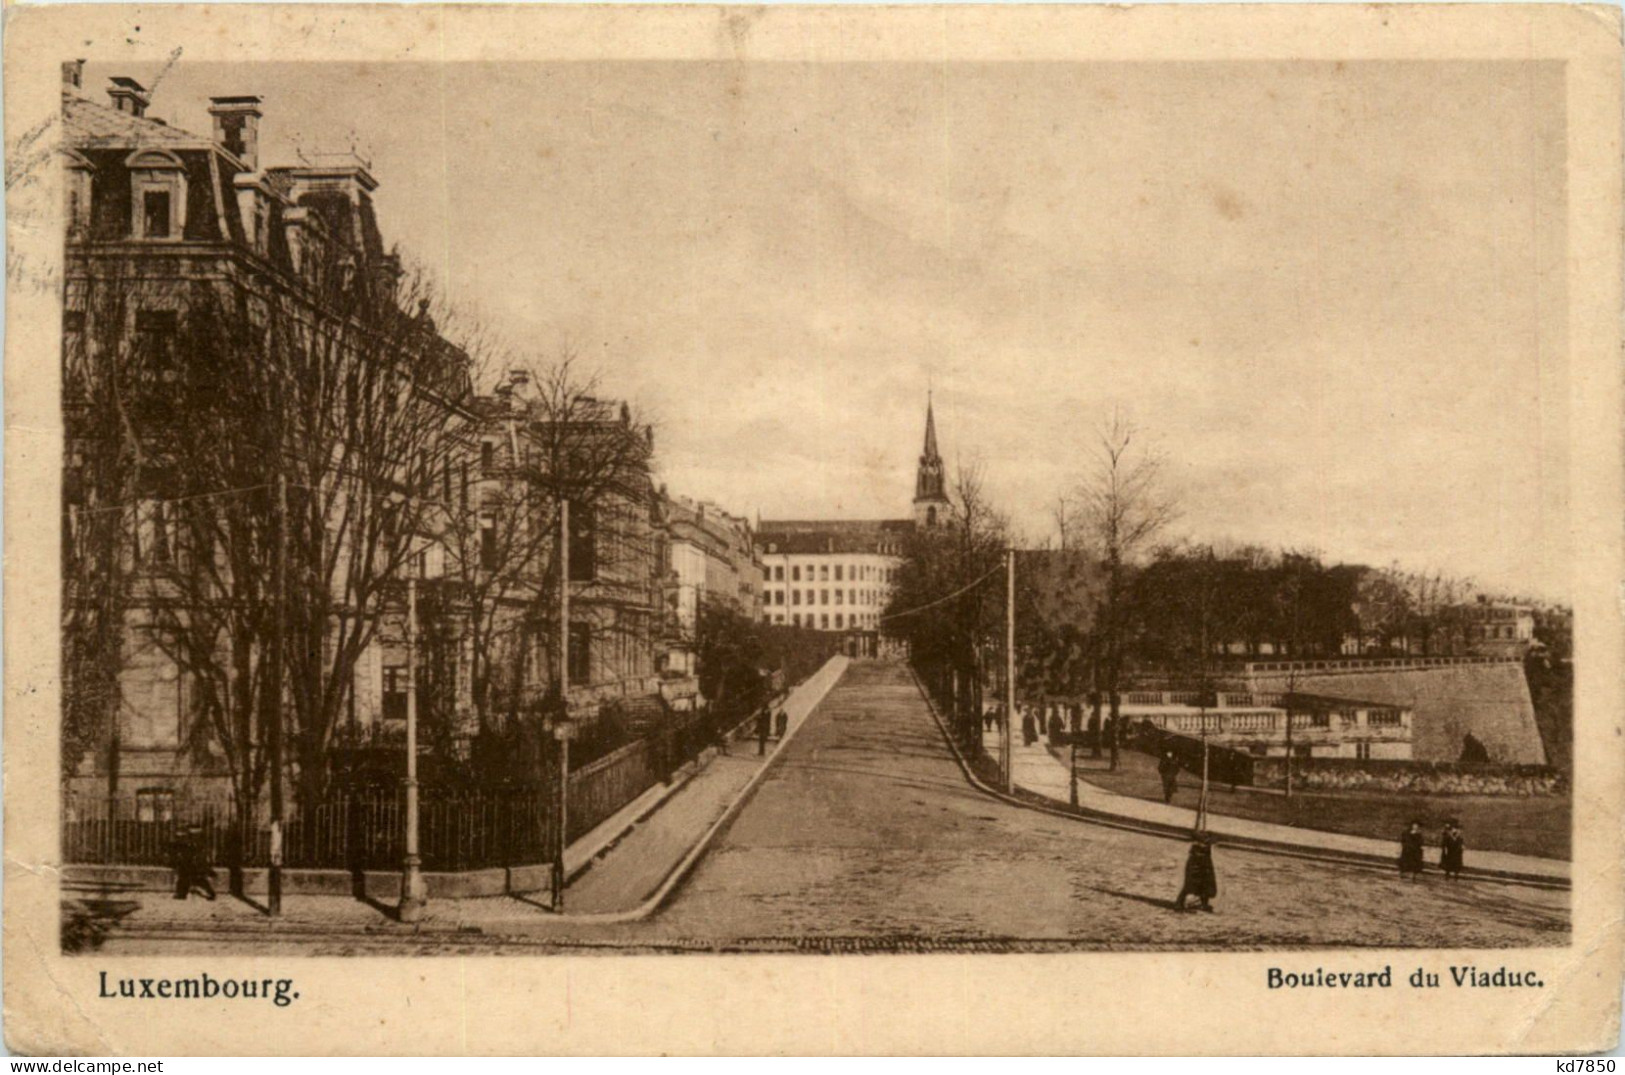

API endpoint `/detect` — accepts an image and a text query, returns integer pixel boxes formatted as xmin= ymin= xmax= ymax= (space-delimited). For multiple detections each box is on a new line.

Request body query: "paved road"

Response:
xmin=98 ymin=660 xmax=1568 ymax=953
xmin=654 ymin=661 xmax=1568 ymax=949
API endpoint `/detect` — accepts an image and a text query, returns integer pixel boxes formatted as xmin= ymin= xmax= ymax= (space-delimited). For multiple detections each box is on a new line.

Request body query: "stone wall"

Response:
xmin=1251 ymin=756 xmax=1565 ymax=796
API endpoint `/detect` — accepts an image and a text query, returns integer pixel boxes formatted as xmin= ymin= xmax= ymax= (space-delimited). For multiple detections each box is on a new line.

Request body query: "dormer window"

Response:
xmin=142 ymin=190 xmax=171 ymax=238
xmin=124 ymin=149 xmax=187 ymax=241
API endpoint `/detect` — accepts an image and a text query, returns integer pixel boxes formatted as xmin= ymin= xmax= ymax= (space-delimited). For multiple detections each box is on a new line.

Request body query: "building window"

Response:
xmin=820 ymin=589 xmax=829 ymax=605
xmin=820 ymin=613 xmax=829 ymax=630
xmin=568 ymin=622 xmax=591 ymax=684
xmin=568 ymin=502 xmax=596 ymax=581
xmin=479 ymin=514 xmax=497 ymax=570
xmin=834 ymin=590 xmax=843 ymax=606
xmin=819 ymin=565 xmax=829 ymax=581
xmin=835 ymin=613 xmax=844 ymax=629
xmin=835 ymin=565 xmax=843 ymax=582
xmin=135 ymin=310 xmax=178 ymax=383
xmin=792 ymin=613 xmax=801 ymax=627
xmin=382 ymin=665 xmax=408 ymax=722
xmin=773 ymin=565 xmax=784 ymax=582
xmin=792 ymin=565 xmax=800 ymax=581
xmin=143 ymin=190 xmax=171 ymax=238
xmin=480 ymin=441 xmax=495 ymax=471
xmin=148 ymin=500 xmax=172 ymax=566
xmin=134 ymin=788 xmax=175 ymax=824
xmin=791 ymin=589 xmax=800 ymax=606
xmin=1355 ymin=741 xmax=1372 ymax=760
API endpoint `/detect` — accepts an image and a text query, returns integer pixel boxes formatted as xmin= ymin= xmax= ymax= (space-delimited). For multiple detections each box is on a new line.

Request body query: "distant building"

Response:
xmin=658 ymin=493 xmax=764 ymax=679
xmin=756 ymin=399 xmax=945 ymax=655
xmin=1455 ymin=596 xmax=1537 ymax=658
xmin=1122 ymin=690 xmax=1414 ymax=760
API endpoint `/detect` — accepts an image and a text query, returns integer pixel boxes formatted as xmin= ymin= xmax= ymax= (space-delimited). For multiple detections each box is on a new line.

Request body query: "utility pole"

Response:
xmin=268 ymin=474 xmax=286 ymax=916
xmin=1003 ymin=548 xmax=1015 ymax=795
xmin=551 ymin=498 xmax=572 ymax=912
xmin=398 ymin=566 xmax=426 ymax=922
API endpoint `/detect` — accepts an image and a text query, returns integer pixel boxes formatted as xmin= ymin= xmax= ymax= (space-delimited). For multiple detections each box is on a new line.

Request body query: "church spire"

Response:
xmin=913 ymin=394 xmax=950 ymax=527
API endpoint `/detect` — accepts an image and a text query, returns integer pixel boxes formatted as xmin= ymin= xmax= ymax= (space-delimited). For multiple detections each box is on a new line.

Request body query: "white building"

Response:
xmin=755 ymin=400 xmax=947 ymax=655
xmin=659 ymin=493 xmax=763 ymax=678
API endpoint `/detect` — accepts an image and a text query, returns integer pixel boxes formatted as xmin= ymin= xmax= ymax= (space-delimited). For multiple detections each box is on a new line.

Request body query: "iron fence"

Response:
xmin=63 ymin=700 xmax=749 ymax=872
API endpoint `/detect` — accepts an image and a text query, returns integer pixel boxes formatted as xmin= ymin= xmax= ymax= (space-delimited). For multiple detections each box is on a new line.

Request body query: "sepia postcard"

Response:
xmin=4 ymin=2 xmax=1622 ymax=1056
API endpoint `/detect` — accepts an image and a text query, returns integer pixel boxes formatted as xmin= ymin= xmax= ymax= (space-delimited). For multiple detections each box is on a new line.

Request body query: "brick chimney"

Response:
xmin=107 ymin=77 xmax=149 ymax=118
xmin=207 ymin=96 xmax=263 ymax=170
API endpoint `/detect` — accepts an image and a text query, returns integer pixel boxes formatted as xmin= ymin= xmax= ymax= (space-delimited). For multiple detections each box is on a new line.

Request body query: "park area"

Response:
xmin=1062 ymin=744 xmax=1571 ymax=860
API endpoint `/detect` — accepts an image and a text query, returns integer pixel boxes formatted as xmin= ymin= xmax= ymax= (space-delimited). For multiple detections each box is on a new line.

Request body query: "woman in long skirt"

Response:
xmin=1398 ymin=819 xmax=1426 ymax=881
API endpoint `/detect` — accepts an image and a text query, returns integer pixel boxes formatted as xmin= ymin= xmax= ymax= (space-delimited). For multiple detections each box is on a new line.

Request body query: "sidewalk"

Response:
xmin=980 ymin=726 xmax=1569 ymax=886
xmin=70 ymin=656 xmax=851 ymax=936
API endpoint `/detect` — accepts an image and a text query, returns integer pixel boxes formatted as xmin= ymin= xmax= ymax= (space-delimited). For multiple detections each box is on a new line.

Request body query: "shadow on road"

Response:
xmin=1085 ymin=885 xmax=1182 ymax=912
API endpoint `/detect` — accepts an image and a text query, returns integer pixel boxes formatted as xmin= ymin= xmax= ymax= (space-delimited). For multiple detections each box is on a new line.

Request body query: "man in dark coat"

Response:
xmin=1021 ymin=707 xmax=1038 ymax=746
xmin=756 ymin=707 xmax=771 ymax=755
xmin=775 ymin=707 xmax=789 ymax=740
xmin=1439 ymin=819 xmax=1465 ymax=881
xmin=1158 ymin=750 xmax=1181 ymax=804
xmin=170 ymin=826 xmax=216 ymax=901
xmin=1175 ymin=833 xmax=1218 ymax=912
xmin=1398 ymin=819 xmax=1426 ymax=880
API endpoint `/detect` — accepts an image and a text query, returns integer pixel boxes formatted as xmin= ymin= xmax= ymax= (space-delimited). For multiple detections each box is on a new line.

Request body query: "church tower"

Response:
xmin=913 ymin=397 xmax=951 ymax=528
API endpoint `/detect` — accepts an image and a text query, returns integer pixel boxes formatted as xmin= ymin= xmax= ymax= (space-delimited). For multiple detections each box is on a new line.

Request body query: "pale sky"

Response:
xmin=87 ymin=60 xmax=1570 ymax=599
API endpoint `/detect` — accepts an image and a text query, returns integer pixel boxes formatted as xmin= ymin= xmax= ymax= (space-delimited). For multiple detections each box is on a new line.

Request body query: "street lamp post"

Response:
xmin=1003 ymin=548 xmax=1015 ymax=795
xmin=398 ymin=570 xmax=427 ymax=922
xmin=551 ymin=497 xmax=573 ymax=912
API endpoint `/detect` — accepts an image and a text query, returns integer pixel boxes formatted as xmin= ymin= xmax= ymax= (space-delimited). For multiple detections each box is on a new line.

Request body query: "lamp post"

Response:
xmin=1003 ymin=548 xmax=1015 ymax=795
xmin=398 ymin=568 xmax=427 ymax=922
xmin=550 ymin=497 xmax=573 ymax=912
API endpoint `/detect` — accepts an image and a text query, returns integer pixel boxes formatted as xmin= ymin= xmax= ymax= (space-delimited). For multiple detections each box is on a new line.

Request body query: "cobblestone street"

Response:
xmin=95 ymin=660 xmax=1569 ymax=955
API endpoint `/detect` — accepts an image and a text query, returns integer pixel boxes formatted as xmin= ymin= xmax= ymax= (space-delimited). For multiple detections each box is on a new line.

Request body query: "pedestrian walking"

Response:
xmin=1175 ymin=832 xmax=1218 ymax=912
xmin=1158 ymin=750 xmax=1181 ymax=804
xmin=1047 ymin=709 xmax=1064 ymax=745
xmin=1439 ymin=818 xmax=1465 ymax=881
xmin=170 ymin=825 xmax=216 ymax=901
xmin=756 ymin=707 xmax=770 ymax=756
xmin=1398 ymin=819 xmax=1426 ymax=880
xmin=775 ymin=707 xmax=788 ymax=740
xmin=983 ymin=704 xmax=996 ymax=734
xmin=1021 ymin=706 xmax=1038 ymax=746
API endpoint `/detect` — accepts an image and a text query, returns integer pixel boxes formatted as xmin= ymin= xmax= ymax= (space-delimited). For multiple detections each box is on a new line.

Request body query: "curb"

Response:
xmin=908 ymin=667 xmax=1569 ymax=892
xmin=548 ymin=654 xmax=850 ymax=923
xmin=79 ymin=657 xmax=852 ymax=936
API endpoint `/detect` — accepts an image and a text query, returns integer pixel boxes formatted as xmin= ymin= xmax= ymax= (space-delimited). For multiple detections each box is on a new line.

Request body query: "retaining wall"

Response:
xmin=1243 ymin=662 xmax=1545 ymax=764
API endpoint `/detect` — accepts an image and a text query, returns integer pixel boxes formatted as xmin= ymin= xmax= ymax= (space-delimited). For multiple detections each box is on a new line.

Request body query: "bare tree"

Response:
xmin=431 ymin=356 xmax=658 ymax=749
xmin=119 ymin=255 xmax=474 ymax=834
xmin=1076 ymin=411 xmax=1176 ymax=770
xmin=61 ymin=273 xmax=145 ymax=812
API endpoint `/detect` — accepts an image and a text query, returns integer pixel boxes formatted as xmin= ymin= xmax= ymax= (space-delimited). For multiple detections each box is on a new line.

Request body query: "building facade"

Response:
xmin=60 ymin=70 xmax=475 ymax=802
xmin=755 ymin=400 xmax=945 ymax=655
xmin=659 ymin=492 xmax=765 ymax=679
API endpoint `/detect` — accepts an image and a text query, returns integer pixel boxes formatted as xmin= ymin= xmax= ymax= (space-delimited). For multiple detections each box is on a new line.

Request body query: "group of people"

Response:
xmin=981 ymin=702 xmax=1081 ymax=748
xmin=1399 ymin=818 xmax=1467 ymax=881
